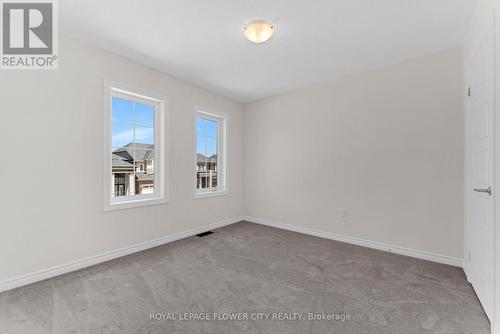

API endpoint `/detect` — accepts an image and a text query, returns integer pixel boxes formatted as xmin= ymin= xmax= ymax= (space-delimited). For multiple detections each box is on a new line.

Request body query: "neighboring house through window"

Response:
xmin=195 ymin=109 xmax=227 ymax=198
xmin=104 ymin=81 xmax=168 ymax=211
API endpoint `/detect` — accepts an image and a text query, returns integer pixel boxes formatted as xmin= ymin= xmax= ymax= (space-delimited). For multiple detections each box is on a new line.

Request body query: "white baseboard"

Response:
xmin=0 ymin=215 xmax=466 ymax=293
xmin=242 ymin=216 xmax=463 ymax=267
xmin=0 ymin=216 xmax=244 ymax=293
xmin=462 ymin=259 xmax=471 ymax=282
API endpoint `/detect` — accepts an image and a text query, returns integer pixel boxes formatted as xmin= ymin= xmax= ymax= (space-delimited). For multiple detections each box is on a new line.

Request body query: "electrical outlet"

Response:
xmin=341 ymin=208 xmax=349 ymax=218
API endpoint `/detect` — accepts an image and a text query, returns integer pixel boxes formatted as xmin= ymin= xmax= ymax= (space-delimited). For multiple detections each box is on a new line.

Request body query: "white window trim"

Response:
xmin=193 ymin=107 xmax=229 ymax=199
xmin=103 ymin=80 xmax=169 ymax=211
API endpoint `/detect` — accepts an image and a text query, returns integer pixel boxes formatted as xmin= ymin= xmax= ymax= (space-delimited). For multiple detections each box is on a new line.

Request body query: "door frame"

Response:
xmin=464 ymin=9 xmax=496 ymax=327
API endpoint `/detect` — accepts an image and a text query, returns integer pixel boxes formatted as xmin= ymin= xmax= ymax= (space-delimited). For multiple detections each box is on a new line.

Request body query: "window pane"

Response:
xmin=112 ymin=97 xmax=133 ymax=124
xmin=196 ymin=118 xmax=218 ymax=155
xmin=113 ymin=173 xmax=127 ymax=197
xmin=196 ymin=117 xmax=218 ymax=190
xmin=111 ymin=99 xmax=154 ymax=198
xmin=135 ymin=103 xmax=154 ymax=127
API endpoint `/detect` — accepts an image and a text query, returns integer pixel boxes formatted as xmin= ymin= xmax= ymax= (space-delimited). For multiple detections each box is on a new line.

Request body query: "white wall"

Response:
xmin=243 ymin=48 xmax=464 ymax=259
xmin=0 ymin=36 xmax=243 ymax=283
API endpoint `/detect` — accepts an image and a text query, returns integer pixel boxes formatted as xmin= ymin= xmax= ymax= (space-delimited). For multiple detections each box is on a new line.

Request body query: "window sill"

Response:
xmin=104 ymin=197 xmax=168 ymax=212
xmin=194 ymin=190 xmax=228 ymax=200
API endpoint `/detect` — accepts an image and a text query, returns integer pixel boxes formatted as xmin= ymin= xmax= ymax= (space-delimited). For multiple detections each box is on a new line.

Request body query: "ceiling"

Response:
xmin=61 ymin=0 xmax=478 ymax=103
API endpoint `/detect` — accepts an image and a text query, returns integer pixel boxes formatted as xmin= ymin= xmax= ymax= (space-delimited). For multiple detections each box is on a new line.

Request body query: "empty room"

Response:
xmin=0 ymin=0 xmax=499 ymax=333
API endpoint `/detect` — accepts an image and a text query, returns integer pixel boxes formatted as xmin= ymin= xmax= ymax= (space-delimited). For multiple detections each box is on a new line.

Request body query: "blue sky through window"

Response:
xmin=112 ymin=98 xmax=133 ymax=124
xmin=112 ymin=97 xmax=154 ymax=148
xmin=135 ymin=103 xmax=154 ymax=127
xmin=197 ymin=118 xmax=218 ymax=156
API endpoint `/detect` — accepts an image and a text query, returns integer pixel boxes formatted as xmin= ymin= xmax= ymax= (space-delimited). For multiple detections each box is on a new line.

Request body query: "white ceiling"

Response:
xmin=61 ymin=0 xmax=477 ymax=103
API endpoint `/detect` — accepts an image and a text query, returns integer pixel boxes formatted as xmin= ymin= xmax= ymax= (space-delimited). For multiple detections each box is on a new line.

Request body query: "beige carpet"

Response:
xmin=0 ymin=222 xmax=490 ymax=333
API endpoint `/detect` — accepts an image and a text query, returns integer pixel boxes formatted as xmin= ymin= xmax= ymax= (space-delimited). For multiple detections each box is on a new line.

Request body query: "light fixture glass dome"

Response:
xmin=244 ymin=20 xmax=274 ymax=44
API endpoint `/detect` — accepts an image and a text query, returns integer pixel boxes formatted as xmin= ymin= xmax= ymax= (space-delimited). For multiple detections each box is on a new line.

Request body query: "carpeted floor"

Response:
xmin=0 ymin=222 xmax=490 ymax=334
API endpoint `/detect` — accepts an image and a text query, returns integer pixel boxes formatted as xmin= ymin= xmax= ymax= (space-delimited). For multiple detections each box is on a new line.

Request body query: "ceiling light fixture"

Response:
xmin=244 ymin=20 xmax=274 ymax=44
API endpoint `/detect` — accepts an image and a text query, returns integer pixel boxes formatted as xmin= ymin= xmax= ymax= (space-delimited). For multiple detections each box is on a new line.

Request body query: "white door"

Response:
xmin=467 ymin=26 xmax=494 ymax=321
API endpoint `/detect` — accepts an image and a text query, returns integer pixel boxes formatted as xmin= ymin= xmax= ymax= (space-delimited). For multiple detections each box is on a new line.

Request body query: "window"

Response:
xmin=195 ymin=110 xmax=227 ymax=198
xmin=104 ymin=81 xmax=168 ymax=211
xmin=114 ymin=173 xmax=126 ymax=197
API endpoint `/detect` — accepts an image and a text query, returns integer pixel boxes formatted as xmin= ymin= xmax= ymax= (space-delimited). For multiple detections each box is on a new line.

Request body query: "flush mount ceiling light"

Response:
xmin=244 ymin=20 xmax=274 ymax=44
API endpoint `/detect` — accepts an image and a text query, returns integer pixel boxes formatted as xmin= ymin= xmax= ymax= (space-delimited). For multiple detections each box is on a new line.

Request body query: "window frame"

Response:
xmin=193 ymin=108 xmax=228 ymax=199
xmin=104 ymin=80 xmax=169 ymax=211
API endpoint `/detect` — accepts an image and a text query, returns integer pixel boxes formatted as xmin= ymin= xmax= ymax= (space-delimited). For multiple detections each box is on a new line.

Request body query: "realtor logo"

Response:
xmin=1 ymin=0 xmax=58 ymax=69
